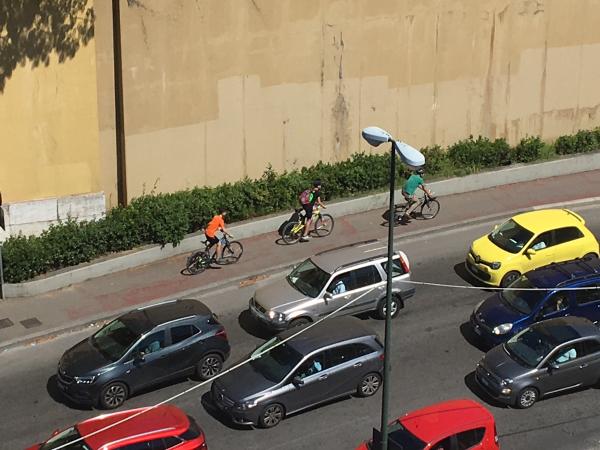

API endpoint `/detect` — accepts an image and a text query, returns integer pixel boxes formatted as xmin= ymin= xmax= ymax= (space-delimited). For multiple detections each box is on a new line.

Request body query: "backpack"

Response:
xmin=299 ymin=189 xmax=312 ymax=205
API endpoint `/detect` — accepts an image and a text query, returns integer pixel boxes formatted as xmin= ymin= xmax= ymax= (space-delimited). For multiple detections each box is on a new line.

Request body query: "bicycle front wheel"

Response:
xmin=313 ymin=214 xmax=334 ymax=237
xmin=186 ymin=251 xmax=208 ymax=274
xmin=282 ymin=222 xmax=302 ymax=244
xmin=220 ymin=241 xmax=244 ymax=264
xmin=420 ymin=199 xmax=440 ymax=219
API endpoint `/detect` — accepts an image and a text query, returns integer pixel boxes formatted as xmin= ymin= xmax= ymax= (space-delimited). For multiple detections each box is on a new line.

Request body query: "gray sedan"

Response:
xmin=475 ymin=316 xmax=600 ymax=408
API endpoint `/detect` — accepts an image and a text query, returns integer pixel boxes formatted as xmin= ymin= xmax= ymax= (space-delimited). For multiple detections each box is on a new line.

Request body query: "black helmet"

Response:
xmin=312 ymin=179 xmax=322 ymax=188
xmin=416 ymin=167 xmax=425 ymax=175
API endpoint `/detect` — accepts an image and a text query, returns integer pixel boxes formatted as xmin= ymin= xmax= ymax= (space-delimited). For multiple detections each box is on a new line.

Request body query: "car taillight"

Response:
xmin=215 ymin=328 xmax=227 ymax=340
xmin=379 ymin=353 xmax=385 ymax=361
xmin=494 ymin=423 xmax=498 ymax=443
xmin=398 ymin=252 xmax=410 ymax=273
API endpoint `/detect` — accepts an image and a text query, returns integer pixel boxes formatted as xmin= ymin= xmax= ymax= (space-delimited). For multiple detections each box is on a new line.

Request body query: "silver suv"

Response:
xmin=249 ymin=239 xmax=414 ymax=330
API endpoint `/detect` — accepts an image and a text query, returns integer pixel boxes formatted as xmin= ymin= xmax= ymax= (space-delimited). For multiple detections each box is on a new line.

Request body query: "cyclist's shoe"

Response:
xmin=400 ymin=214 xmax=411 ymax=224
xmin=300 ymin=236 xmax=311 ymax=242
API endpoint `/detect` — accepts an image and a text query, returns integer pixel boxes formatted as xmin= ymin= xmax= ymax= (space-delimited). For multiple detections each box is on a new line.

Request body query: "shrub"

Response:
xmin=447 ymin=136 xmax=510 ymax=168
xmin=555 ymin=134 xmax=579 ymax=155
xmin=420 ymin=145 xmax=448 ymax=174
xmin=513 ymin=136 xmax=544 ymax=163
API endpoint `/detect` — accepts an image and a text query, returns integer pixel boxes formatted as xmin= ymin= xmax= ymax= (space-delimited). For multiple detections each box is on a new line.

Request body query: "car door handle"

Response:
xmin=318 ymin=374 xmax=329 ymax=380
xmin=353 ymin=362 xmax=363 ymax=368
xmin=579 ymin=363 xmax=588 ymax=369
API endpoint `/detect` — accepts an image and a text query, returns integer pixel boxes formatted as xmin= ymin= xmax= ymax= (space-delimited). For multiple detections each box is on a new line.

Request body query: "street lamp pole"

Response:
xmin=380 ymin=140 xmax=397 ymax=450
xmin=361 ymin=127 xmax=424 ymax=450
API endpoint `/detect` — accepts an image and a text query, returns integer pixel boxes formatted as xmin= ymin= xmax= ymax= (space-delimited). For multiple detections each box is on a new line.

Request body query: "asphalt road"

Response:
xmin=3 ymin=204 xmax=600 ymax=450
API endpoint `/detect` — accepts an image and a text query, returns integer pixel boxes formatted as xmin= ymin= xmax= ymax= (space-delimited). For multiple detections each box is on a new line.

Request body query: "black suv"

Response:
xmin=57 ymin=299 xmax=230 ymax=409
xmin=211 ymin=316 xmax=384 ymax=428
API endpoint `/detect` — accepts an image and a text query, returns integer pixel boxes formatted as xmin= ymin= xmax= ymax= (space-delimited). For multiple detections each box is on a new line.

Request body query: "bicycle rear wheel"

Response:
xmin=313 ymin=214 xmax=334 ymax=237
xmin=420 ymin=199 xmax=440 ymax=219
xmin=282 ymin=222 xmax=302 ymax=244
xmin=220 ymin=241 xmax=244 ymax=264
xmin=186 ymin=251 xmax=209 ymax=274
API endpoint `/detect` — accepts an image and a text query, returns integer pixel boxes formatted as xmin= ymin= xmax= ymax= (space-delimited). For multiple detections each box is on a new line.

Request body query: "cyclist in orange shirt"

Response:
xmin=205 ymin=208 xmax=231 ymax=261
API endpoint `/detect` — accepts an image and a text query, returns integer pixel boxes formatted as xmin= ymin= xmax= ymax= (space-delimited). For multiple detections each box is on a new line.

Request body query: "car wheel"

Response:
xmin=500 ymin=271 xmax=520 ymax=288
xmin=357 ymin=372 xmax=382 ymax=397
xmin=196 ymin=353 xmax=224 ymax=381
xmin=516 ymin=387 xmax=538 ymax=409
xmin=289 ymin=317 xmax=311 ymax=328
xmin=99 ymin=382 xmax=128 ymax=409
xmin=583 ymin=252 xmax=598 ymax=260
xmin=258 ymin=403 xmax=285 ymax=428
xmin=376 ymin=295 xmax=403 ymax=320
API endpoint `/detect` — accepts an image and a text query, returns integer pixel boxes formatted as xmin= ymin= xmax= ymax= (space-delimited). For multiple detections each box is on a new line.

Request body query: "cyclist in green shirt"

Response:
xmin=400 ymin=168 xmax=433 ymax=223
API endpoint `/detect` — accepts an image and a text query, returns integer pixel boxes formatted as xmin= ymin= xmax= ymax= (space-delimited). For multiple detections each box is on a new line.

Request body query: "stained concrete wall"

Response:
xmin=93 ymin=0 xmax=600 ymax=206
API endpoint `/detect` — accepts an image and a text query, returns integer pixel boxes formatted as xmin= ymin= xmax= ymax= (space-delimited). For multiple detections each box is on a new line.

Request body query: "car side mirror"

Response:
xmin=133 ymin=351 xmax=145 ymax=363
xmin=292 ymin=376 xmax=304 ymax=387
xmin=526 ymin=248 xmax=537 ymax=257
xmin=493 ymin=224 xmax=499 ymax=231
xmin=548 ymin=362 xmax=560 ymax=371
xmin=534 ymin=311 xmax=544 ymax=321
xmin=51 ymin=429 xmax=60 ymax=437
xmin=323 ymin=292 xmax=333 ymax=303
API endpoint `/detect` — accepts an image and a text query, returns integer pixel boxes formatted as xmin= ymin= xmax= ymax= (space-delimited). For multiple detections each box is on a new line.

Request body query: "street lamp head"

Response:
xmin=361 ymin=126 xmax=392 ymax=147
xmin=394 ymin=141 xmax=425 ymax=169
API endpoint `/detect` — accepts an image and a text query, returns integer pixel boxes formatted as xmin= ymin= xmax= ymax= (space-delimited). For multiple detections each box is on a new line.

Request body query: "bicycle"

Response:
xmin=394 ymin=192 xmax=440 ymax=223
xmin=185 ymin=233 xmax=244 ymax=275
xmin=281 ymin=205 xmax=334 ymax=245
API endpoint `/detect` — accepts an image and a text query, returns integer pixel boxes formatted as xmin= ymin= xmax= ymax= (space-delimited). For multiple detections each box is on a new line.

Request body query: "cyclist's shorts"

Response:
xmin=205 ymin=234 xmax=219 ymax=246
xmin=302 ymin=203 xmax=314 ymax=220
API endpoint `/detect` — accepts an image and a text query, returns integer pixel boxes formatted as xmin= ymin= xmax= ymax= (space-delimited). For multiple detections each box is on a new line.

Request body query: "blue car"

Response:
xmin=470 ymin=255 xmax=600 ymax=348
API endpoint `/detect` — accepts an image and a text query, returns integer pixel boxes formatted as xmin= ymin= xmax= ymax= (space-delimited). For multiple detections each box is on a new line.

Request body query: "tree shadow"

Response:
xmin=238 ymin=309 xmax=276 ymax=340
xmin=0 ymin=0 xmax=95 ymax=92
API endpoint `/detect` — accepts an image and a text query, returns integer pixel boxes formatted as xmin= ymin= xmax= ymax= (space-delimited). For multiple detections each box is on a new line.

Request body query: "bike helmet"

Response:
xmin=312 ymin=179 xmax=322 ymax=189
xmin=416 ymin=167 xmax=425 ymax=175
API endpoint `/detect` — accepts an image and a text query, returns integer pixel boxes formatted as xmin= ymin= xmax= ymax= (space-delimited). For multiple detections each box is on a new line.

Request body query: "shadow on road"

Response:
xmin=459 ymin=322 xmax=492 ymax=352
xmin=200 ymin=391 xmax=251 ymax=430
xmin=46 ymin=375 xmax=93 ymax=411
xmin=238 ymin=309 xmax=275 ymax=340
xmin=453 ymin=262 xmax=495 ymax=292
xmin=463 ymin=371 xmax=509 ymax=409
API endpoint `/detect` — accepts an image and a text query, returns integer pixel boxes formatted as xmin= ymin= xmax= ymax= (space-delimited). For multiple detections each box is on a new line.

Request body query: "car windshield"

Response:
xmin=40 ymin=426 xmax=91 ymax=450
xmin=501 ymin=276 xmax=544 ymax=314
xmin=250 ymin=337 xmax=303 ymax=383
xmin=384 ymin=422 xmax=426 ymax=450
xmin=90 ymin=319 xmax=140 ymax=362
xmin=488 ymin=219 xmax=534 ymax=254
xmin=286 ymin=258 xmax=330 ymax=298
xmin=504 ymin=326 xmax=556 ymax=368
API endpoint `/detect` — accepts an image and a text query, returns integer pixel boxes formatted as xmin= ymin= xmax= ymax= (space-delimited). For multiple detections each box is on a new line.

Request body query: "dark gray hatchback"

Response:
xmin=476 ymin=316 xmax=600 ymax=408
xmin=57 ymin=299 xmax=230 ymax=409
xmin=210 ymin=316 xmax=384 ymax=428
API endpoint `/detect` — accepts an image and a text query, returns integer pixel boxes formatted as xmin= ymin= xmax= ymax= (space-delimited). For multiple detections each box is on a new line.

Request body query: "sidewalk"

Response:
xmin=1 ymin=170 xmax=600 ymax=351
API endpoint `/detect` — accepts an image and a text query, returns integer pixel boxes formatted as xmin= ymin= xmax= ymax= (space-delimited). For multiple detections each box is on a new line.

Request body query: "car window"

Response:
xmin=530 ymin=231 xmax=554 ymax=251
xmin=135 ymin=331 xmax=166 ymax=355
xmin=325 ymin=344 xmax=357 ymax=367
xmin=326 ymin=272 xmax=353 ymax=295
xmin=295 ymin=352 xmax=327 ymax=379
xmin=170 ymin=324 xmax=200 ymax=345
xmin=163 ymin=437 xmax=182 ymax=448
xmin=551 ymin=344 xmax=579 ymax=364
xmin=116 ymin=438 xmax=167 ymax=450
xmin=489 ymin=219 xmax=533 ymax=254
xmin=286 ymin=258 xmax=330 ymax=298
xmin=456 ymin=428 xmax=485 ymax=449
xmin=352 ymin=265 xmax=382 ymax=290
xmin=554 ymin=226 xmax=584 ymax=245
xmin=352 ymin=342 xmax=376 ymax=357
xmin=582 ymin=339 xmax=600 ymax=356
xmin=431 ymin=435 xmax=453 ymax=450
xmin=576 ymin=284 xmax=600 ymax=305
xmin=541 ymin=293 xmax=570 ymax=316
xmin=380 ymin=258 xmax=405 ymax=278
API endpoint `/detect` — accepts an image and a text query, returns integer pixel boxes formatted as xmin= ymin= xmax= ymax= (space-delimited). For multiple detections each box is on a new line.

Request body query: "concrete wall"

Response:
xmin=0 ymin=1 xmax=102 ymax=206
xmin=93 ymin=0 xmax=600 ymax=206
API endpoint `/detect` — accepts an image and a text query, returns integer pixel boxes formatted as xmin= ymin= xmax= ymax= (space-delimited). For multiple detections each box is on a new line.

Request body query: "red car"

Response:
xmin=26 ymin=404 xmax=206 ymax=450
xmin=356 ymin=399 xmax=499 ymax=450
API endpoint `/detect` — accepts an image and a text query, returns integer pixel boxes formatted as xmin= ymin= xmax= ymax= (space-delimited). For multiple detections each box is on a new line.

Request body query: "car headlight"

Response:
xmin=492 ymin=323 xmax=513 ymax=335
xmin=500 ymin=378 xmax=513 ymax=395
xmin=500 ymin=378 xmax=513 ymax=386
xmin=267 ymin=310 xmax=285 ymax=322
xmin=490 ymin=261 xmax=501 ymax=270
xmin=74 ymin=375 xmax=96 ymax=384
xmin=235 ymin=400 xmax=258 ymax=410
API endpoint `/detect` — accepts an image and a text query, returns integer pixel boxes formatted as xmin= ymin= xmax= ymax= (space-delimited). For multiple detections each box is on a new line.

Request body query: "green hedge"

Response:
xmin=2 ymin=127 xmax=599 ymax=283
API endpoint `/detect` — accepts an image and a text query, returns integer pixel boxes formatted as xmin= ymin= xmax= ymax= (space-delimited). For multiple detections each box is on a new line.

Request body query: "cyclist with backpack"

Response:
xmin=299 ymin=180 xmax=326 ymax=242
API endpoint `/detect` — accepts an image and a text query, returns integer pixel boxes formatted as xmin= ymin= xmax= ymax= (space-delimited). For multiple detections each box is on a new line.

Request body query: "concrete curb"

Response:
xmin=3 ymin=196 xmax=600 ymax=353
xmin=4 ymin=152 xmax=600 ymax=298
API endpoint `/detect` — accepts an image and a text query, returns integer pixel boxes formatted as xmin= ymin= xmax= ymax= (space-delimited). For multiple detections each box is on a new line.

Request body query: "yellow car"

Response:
xmin=466 ymin=209 xmax=599 ymax=287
